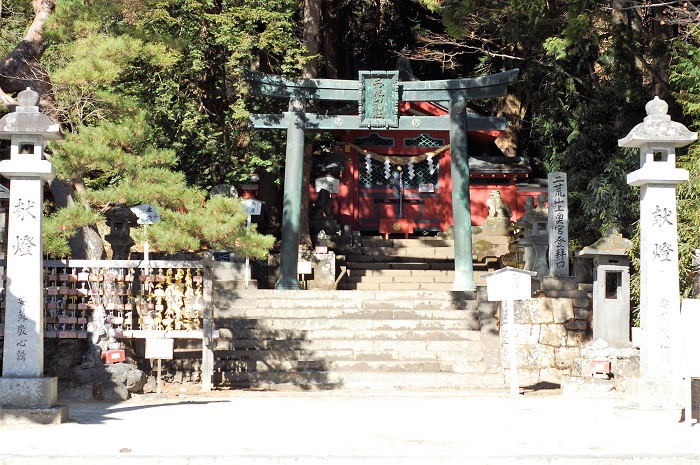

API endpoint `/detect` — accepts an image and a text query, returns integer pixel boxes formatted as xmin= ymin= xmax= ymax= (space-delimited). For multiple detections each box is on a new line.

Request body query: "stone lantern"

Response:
xmin=105 ymin=203 xmax=138 ymax=259
xmin=620 ymin=96 xmax=696 ymax=411
xmin=515 ymin=194 xmax=549 ymax=277
xmin=0 ymin=87 xmax=67 ymax=423
xmin=577 ymin=227 xmax=632 ymax=343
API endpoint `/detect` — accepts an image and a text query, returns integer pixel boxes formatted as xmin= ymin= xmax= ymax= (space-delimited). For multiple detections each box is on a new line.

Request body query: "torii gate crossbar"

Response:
xmin=246 ymin=69 xmax=519 ymax=290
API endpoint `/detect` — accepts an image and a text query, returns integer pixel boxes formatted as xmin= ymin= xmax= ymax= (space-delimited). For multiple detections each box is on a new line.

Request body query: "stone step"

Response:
xmin=345 ymin=261 xmax=456 ymax=270
xmin=205 ymin=345 xmax=484 ymax=361
xmin=341 ymin=282 xmax=458 ymax=291
xmin=216 ymin=358 xmax=486 ymax=374
xmin=215 ymin=289 xmax=479 ymax=310
xmin=360 ymin=237 xmax=454 ymax=248
xmin=346 ymin=269 xmax=454 ymax=277
xmin=216 ymin=306 xmax=480 ymax=320
xmin=214 ymin=371 xmax=505 ymax=390
xmin=201 ymin=346 xmax=484 ymax=362
xmin=216 ymin=338 xmax=481 ymax=352
xmin=212 ymin=328 xmax=482 ymax=342
xmin=214 ymin=317 xmax=480 ymax=331
xmin=359 ymin=247 xmax=455 ymax=259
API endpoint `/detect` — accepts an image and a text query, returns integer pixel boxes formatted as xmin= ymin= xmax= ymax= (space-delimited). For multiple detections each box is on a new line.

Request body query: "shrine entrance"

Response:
xmin=346 ymin=129 xmax=448 ymax=235
xmin=246 ymin=69 xmax=518 ymax=290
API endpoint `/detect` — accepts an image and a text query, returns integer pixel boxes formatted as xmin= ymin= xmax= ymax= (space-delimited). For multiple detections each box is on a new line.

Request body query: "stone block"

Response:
xmin=554 ymin=347 xmax=580 ymax=369
xmin=572 ymin=297 xmax=592 ymax=308
xmin=571 ymin=357 xmax=587 ymax=377
xmin=504 ymin=343 xmax=555 ymax=371
xmin=0 ymin=405 xmax=68 ymax=425
xmin=0 ymin=377 xmax=57 ymax=408
xmin=540 ymin=276 xmax=579 ymax=291
xmin=552 ymin=299 xmax=575 ymax=323
xmin=566 ymin=330 xmax=589 ymax=348
xmin=500 ymin=324 xmax=539 ymax=344
xmin=613 ymin=353 xmax=640 ymax=380
xmin=565 ymin=320 xmax=588 ymax=331
xmin=527 ymin=299 xmax=555 ymax=324
xmin=574 ymin=307 xmax=592 ymax=321
xmin=539 ymin=324 xmax=568 ymax=347
xmin=512 ymin=301 xmax=533 ymax=324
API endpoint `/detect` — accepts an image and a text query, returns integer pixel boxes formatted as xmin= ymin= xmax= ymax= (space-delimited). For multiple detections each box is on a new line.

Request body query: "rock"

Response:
xmin=58 ymin=384 xmax=94 ymax=402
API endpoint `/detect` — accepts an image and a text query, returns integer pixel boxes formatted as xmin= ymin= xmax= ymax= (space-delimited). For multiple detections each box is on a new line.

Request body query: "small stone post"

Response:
xmin=0 ymin=88 xmax=67 ymax=424
xmin=620 ymin=96 xmax=696 ymax=412
xmin=482 ymin=267 xmax=536 ymax=396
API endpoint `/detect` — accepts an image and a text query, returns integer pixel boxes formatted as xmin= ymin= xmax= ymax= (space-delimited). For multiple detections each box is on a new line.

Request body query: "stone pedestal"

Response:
xmin=482 ymin=217 xmax=510 ymax=236
xmin=308 ymin=252 xmax=337 ymax=290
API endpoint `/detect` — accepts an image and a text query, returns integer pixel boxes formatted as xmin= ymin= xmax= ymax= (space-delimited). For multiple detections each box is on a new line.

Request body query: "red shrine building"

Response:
xmin=310 ymin=101 xmax=540 ymax=235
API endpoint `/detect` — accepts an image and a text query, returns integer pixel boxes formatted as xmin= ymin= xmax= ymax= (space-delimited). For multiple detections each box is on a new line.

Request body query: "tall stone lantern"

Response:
xmin=620 ymin=96 xmax=696 ymax=411
xmin=0 ymin=88 xmax=66 ymax=423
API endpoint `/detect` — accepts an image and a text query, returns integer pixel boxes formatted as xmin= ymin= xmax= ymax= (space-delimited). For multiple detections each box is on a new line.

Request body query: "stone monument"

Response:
xmin=0 ymin=88 xmax=67 ymax=424
xmin=620 ymin=96 xmax=696 ymax=412
xmin=547 ymin=171 xmax=569 ymax=277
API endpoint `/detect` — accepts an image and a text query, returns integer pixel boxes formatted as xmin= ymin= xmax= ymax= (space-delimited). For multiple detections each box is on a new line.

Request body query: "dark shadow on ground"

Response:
xmin=65 ymin=398 xmax=230 ymax=425
xmin=520 ymin=381 xmax=562 ymax=395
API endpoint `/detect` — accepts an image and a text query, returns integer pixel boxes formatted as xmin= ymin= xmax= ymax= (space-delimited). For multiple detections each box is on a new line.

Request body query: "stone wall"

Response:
xmin=507 ymin=297 xmax=592 ymax=385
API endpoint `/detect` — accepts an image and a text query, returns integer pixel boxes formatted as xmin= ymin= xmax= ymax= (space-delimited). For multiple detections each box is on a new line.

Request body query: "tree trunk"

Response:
xmin=0 ymin=0 xmax=56 ymax=113
xmin=299 ymin=0 xmax=322 ymax=250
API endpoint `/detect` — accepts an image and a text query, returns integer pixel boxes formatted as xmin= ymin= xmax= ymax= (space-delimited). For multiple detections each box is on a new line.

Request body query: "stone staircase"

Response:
xmin=209 ymin=287 xmax=505 ymax=391
xmin=337 ymin=236 xmax=499 ymax=291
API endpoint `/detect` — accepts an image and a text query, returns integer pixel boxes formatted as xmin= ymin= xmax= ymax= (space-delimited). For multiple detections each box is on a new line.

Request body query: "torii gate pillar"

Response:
xmin=450 ymin=97 xmax=476 ymax=291
xmin=275 ymin=98 xmax=306 ymax=290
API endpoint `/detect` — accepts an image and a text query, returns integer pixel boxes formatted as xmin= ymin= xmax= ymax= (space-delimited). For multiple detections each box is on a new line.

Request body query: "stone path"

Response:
xmin=1 ymin=389 xmax=699 ymax=464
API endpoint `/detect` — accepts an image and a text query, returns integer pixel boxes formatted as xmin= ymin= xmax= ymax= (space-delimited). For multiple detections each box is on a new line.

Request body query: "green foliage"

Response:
xmin=36 ymin=0 xmax=296 ymax=258
xmin=43 ymin=204 xmax=104 ymax=258
xmin=670 ymin=38 xmax=700 ymax=298
xmin=144 ymin=195 xmax=275 ymax=257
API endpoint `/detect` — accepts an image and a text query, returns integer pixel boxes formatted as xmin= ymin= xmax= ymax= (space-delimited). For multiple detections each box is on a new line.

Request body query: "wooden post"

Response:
xmin=202 ymin=255 xmax=215 ymax=391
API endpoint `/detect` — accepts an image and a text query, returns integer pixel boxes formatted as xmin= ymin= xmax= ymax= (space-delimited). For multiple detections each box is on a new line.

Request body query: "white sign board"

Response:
xmin=242 ymin=198 xmax=263 ymax=216
xmin=419 ymin=183 xmax=435 ymax=193
xmin=297 ymin=261 xmax=312 ymax=275
xmin=314 ymin=175 xmax=340 ymax=194
xmin=130 ymin=204 xmax=161 ymax=225
xmin=482 ymin=267 xmax=536 ymax=302
xmin=145 ymin=338 xmax=174 ymax=359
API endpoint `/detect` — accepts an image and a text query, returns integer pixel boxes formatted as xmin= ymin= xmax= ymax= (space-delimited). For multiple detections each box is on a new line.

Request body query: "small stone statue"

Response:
xmin=486 ymin=190 xmax=512 ymax=219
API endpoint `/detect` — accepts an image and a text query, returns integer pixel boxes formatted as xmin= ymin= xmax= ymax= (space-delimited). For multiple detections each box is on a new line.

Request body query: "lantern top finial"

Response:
xmin=17 ymin=87 xmax=39 ymax=111
xmin=644 ymin=96 xmax=670 ymax=122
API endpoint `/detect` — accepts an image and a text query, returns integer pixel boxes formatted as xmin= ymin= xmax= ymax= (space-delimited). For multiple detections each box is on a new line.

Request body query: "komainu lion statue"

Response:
xmin=486 ymin=190 xmax=512 ymax=219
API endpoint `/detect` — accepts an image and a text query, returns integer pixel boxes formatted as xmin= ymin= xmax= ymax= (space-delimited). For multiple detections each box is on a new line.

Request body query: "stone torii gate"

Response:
xmin=246 ymin=69 xmax=519 ymax=290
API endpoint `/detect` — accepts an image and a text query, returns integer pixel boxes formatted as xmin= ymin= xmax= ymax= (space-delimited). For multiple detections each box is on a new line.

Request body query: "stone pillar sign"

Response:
xmin=548 ymin=171 xmax=569 ymax=277
xmin=0 ymin=88 xmax=67 ymax=424
xmin=620 ymin=96 xmax=696 ymax=412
